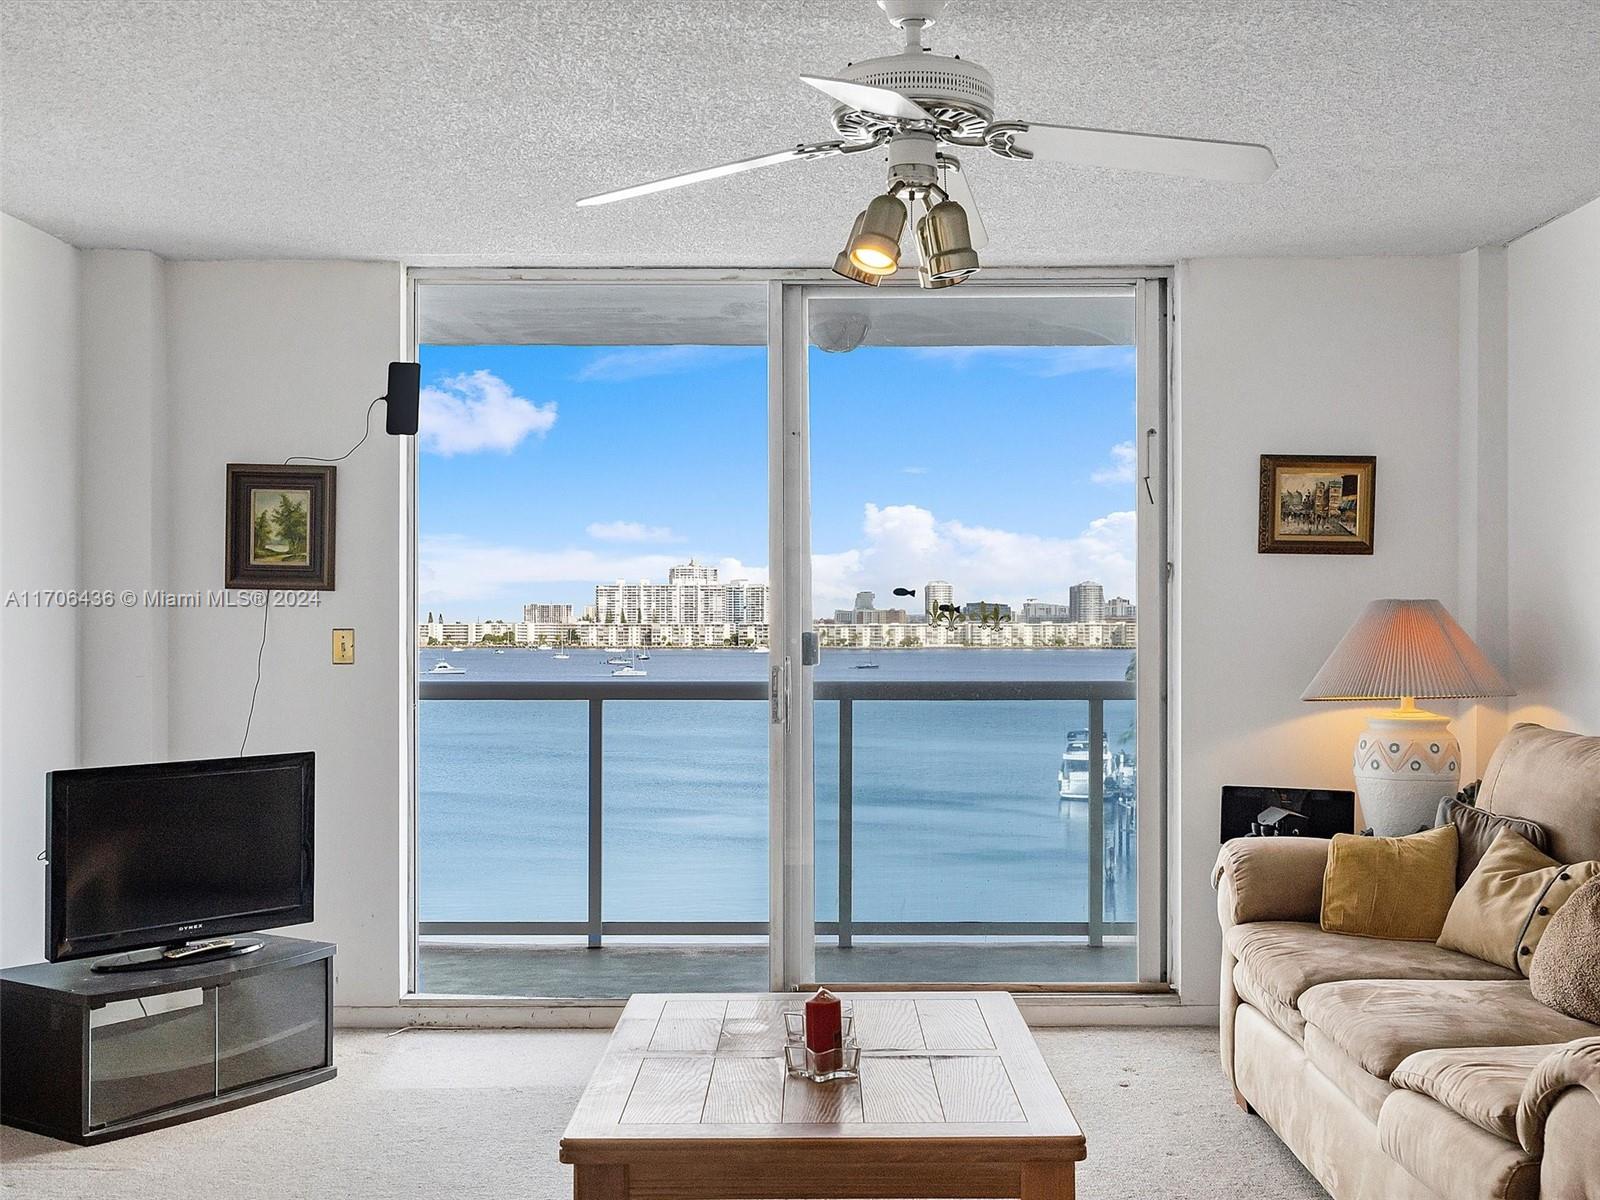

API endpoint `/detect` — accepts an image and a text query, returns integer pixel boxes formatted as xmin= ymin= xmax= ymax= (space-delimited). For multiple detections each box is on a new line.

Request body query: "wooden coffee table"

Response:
xmin=559 ymin=992 xmax=1084 ymax=1199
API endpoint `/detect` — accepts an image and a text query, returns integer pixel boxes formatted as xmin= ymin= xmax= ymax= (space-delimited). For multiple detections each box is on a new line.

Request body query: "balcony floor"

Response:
xmin=417 ymin=940 xmax=1139 ymax=997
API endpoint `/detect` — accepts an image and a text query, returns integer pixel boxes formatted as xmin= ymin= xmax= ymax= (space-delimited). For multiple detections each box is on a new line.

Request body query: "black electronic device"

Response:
xmin=47 ymin=752 xmax=314 ymax=970
xmin=383 ymin=360 xmax=421 ymax=435
xmin=1220 ymin=785 xmax=1355 ymax=842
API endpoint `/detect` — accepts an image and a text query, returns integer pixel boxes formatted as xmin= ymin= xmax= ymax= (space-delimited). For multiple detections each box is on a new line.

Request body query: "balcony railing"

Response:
xmin=417 ymin=678 xmax=1137 ymax=948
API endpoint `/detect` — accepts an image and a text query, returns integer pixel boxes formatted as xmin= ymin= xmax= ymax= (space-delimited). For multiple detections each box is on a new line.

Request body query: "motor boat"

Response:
xmin=429 ymin=660 xmax=466 ymax=675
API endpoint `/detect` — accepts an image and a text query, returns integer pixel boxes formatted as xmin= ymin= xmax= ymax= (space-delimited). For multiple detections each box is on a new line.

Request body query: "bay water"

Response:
xmin=418 ymin=648 xmax=1137 ymax=928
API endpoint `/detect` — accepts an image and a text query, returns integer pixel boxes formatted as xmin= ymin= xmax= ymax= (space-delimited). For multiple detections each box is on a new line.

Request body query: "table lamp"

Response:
xmin=1302 ymin=599 xmax=1512 ymax=835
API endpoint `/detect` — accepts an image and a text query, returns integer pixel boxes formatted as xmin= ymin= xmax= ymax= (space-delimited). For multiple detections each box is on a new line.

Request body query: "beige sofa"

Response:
xmin=1214 ymin=723 xmax=1600 ymax=1200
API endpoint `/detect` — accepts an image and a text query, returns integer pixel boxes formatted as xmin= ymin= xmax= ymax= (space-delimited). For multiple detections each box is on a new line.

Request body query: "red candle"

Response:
xmin=805 ymin=987 xmax=843 ymax=1061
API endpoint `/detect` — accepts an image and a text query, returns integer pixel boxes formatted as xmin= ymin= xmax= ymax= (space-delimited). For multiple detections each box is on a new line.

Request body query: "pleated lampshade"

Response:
xmin=1302 ymin=599 xmax=1513 ymax=701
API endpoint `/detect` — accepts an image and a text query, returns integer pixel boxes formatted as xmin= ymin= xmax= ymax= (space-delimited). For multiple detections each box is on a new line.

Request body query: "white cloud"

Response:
xmin=1091 ymin=440 xmax=1137 ymax=485
xmin=910 ymin=345 xmax=1135 ymax=377
xmin=811 ymin=503 xmax=1136 ymax=614
xmin=586 ymin=520 xmax=684 ymax=544
xmin=419 ymin=370 xmax=557 ymax=456
xmin=574 ymin=345 xmax=760 ymax=382
xmin=419 ymin=537 xmax=682 ymax=612
xmin=900 ymin=466 xmax=929 ymax=475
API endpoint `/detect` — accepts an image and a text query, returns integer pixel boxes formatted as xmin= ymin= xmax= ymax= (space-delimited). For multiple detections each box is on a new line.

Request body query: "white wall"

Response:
xmin=1506 ymin=196 xmax=1600 ymax=732
xmin=79 ymin=249 xmax=170 ymax=764
xmin=1171 ymin=256 xmax=1461 ymax=1007
xmin=1455 ymin=247 xmax=1510 ymax=776
xmin=163 ymin=261 xmax=408 ymax=1007
xmin=0 ymin=216 xmax=81 ymax=966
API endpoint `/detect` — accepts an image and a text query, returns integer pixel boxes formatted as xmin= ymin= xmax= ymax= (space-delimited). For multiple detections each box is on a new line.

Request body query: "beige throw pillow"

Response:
xmin=1530 ymin=876 xmax=1600 ymax=1023
xmin=1320 ymin=825 xmax=1458 ymax=941
xmin=1437 ymin=829 xmax=1600 ymax=974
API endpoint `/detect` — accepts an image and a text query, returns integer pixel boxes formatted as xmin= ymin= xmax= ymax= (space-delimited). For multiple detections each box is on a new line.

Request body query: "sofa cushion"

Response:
xmin=1477 ymin=723 xmax=1600 ymax=863
xmin=1300 ymin=978 xmax=1600 ymax=1080
xmin=1378 ymin=1090 xmax=1541 ymax=1200
xmin=1390 ymin=1043 xmax=1561 ymax=1143
xmin=1232 ymin=959 xmax=1306 ymax=1042
xmin=1225 ymin=920 xmax=1518 ymax=1016
xmin=1307 ymin=1024 xmax=1393 ymax=1122
xmin=1320 ymin=825 xmax=1458 ymax=940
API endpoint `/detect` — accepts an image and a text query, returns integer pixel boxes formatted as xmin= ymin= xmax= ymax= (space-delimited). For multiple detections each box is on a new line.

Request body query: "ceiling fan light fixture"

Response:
xmin=847 ymin=193 xmax=906 ymax=275
xmin=832 ymin=212 xmax=883 ymax=286
xmin=918 ymin=198 xmax=980 ymax=280
xmin=917 ymin=266 xmax=963 ymax=289
xmin=832 ymin=250 xmax=884 ymax=286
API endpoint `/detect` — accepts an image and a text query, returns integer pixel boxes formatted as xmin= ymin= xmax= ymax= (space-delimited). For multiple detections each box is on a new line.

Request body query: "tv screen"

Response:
xmin=47 ymin=752 xmax=313 ymax=962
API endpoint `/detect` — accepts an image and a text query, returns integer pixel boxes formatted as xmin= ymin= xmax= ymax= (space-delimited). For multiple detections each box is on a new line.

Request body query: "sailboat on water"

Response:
xmin=611 ymin=651 xmax=647 ymax=677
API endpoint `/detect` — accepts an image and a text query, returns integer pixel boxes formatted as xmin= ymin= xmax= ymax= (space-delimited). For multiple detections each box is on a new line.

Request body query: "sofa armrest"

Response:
xmin=1213 ymin=836 xmax=1330 ymax=928
xmin=1517 ymin=1036 xmax=1600 ymax=1156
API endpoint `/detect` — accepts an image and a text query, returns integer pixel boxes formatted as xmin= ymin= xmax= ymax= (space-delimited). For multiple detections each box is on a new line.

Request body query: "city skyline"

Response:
xmin=418 ymin=341 xmax=1138 ymax=617
xmin=424 ymin=561 xmax=1131 ymax=629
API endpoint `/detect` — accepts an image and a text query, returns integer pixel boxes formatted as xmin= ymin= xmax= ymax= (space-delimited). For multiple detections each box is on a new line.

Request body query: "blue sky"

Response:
xmin=418 ymin=342 xmax=1137 ymax=620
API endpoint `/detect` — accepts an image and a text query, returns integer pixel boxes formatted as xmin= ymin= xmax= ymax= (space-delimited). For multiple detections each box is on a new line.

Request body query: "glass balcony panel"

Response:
xmin=603 ymin=699 xmax=769 ymax=923
xmin=418 ymin=699 xmax=589 ymax=924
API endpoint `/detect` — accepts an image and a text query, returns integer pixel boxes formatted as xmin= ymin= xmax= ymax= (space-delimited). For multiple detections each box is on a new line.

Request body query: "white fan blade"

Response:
xmin=1006 ymin=122 xmax=1277 ymax=183
xmin=799 ymin=74 xmax=936 ymax=123
xmin=577 ymin=143 xmax=842 ymax=207
xmin=938 ymin=157 xmax=989 ymax=250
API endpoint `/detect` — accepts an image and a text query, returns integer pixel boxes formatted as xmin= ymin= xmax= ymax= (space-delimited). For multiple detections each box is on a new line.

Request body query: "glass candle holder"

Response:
xmin=783 ymin=1009 xmax=860 ymax=1082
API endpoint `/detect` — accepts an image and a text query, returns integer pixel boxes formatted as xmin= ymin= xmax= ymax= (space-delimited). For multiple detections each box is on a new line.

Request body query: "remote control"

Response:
xmin=162 ymin=938 xmax=237 ymax=959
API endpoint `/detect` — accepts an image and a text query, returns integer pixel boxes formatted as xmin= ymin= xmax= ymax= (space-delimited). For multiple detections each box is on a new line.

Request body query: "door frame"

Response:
xmin=404 ymin=267 xmax=1171 ymax=1000
xmin=766 ymin=277 xmax=1168 ymax=990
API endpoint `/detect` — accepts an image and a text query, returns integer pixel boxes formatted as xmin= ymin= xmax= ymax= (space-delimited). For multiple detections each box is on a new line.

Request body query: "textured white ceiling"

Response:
xmin=4 ymin=0 xmax=1599 ymax=265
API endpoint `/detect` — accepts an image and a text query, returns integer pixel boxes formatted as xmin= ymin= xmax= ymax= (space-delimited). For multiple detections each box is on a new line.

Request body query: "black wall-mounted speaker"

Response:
xmin=384 ymin=362 xmax=421 ymax=436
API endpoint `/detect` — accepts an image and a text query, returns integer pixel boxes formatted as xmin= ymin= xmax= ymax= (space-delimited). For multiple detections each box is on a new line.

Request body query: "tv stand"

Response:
xmin=92 ymin=936 xmax=264 ymax=973
xmin=1 ymin=934 xmax=333 ymax=1143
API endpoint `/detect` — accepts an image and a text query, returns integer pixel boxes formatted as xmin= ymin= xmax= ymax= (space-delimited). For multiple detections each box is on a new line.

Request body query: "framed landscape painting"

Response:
xmin=225 ymin=464 xmax=336 ymax=589
xmin=1258 ymin=454 xmax=1375 ymax=555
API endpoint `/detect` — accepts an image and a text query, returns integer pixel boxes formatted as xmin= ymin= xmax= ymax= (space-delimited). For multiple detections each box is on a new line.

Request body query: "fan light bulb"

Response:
xmin=845 ymin=193 xmax=907 ymax=278
xmin=832 ymin=212 xmax=883 ymax=286
xmin=851 ymin=246 xmax=897 ymax=272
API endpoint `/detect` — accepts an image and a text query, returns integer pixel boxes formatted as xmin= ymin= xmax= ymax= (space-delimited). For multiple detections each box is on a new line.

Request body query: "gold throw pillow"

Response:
xmin=1320 ymin=825 xmax=1458 ymax=941
xmin=1437 ymin=829 xmax=1600 ymax=973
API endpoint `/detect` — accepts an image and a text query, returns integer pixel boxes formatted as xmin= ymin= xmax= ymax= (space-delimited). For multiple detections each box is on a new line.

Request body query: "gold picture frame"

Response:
xmin=1258 ymin=454 xmax=1376 ymax=555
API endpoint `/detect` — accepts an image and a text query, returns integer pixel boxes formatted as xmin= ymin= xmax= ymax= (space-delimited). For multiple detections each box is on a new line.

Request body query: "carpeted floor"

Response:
xmin=0 ymin=1026 xmax=1325 ymax=1199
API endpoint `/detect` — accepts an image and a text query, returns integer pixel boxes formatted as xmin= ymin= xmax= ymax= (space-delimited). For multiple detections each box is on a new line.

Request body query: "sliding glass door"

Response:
xmin=413 ymin=282 xmax=774 ymax=997
xmin=410 ymin=274 xmax=1166 ymax=998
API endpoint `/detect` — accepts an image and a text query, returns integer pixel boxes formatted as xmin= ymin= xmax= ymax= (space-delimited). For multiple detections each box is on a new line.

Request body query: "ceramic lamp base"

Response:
xmin=1353 ymin=709 xmax=1460 ymax=836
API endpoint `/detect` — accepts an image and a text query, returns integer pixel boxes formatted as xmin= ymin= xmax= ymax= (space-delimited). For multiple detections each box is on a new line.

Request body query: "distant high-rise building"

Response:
xmin=1105 ymin=596 xmax=1136 ymax=621
xmin=961 ymin=601 xmax=1012 ymax=621
xmin=1068 ymin=580 xmax=1105 ymax=624
xmin=668 ymin=560 xmax=718 ymax=585
xmin=523 ymin=602 xmax=574 ymax=624
xmin=1021 ymin=599 xmax=1071 ymax=623
xmin=854 ymin=591 xmax=876 ymax=611
xmin=594 ymin=561 xmax=769 ymax=627
xmin=924 ymin=580 xmax=954 ymax=618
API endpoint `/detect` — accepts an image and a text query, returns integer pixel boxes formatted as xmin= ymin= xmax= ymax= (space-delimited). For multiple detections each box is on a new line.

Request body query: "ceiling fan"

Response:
xmin=577 ymin=0 xmax=1277 ymax=288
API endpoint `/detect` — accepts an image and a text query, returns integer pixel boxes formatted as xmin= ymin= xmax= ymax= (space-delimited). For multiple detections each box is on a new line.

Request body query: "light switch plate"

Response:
xmin=332 ymin=628 xmax=355 ymax=664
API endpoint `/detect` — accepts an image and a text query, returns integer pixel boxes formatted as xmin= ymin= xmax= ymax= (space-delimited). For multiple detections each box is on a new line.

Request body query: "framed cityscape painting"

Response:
xmin=1258 ymin=454 xmax=1376 ymax=555
xmin=225 ymin=463 xmax=336 ymax=589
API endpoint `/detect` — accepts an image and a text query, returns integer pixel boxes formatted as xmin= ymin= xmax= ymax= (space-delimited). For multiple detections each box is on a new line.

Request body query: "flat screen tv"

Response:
xmin=47 ymin=752 xmax=313 ymax=966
